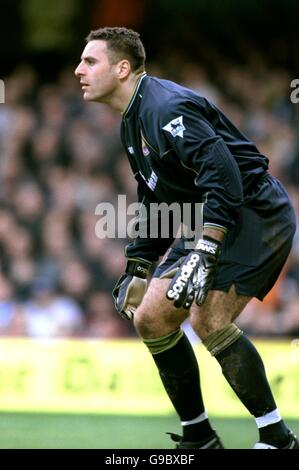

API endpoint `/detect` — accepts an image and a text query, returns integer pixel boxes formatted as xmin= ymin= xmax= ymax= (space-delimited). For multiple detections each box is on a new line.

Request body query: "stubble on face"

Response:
xmin=77 ymin=40 xmax=118 ymax=103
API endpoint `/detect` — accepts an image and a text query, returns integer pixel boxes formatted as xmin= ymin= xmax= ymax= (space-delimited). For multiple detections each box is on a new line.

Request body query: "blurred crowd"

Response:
xmin=0 ymin=52 xmax=298 ymax=339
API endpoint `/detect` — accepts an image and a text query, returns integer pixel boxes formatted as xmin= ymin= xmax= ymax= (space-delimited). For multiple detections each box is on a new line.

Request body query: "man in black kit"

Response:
xmin=75 ymin=27 xmax=298 ymax=449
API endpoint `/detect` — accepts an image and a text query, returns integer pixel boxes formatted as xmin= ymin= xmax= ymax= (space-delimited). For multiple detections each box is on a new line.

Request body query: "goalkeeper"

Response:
xmin=75 ymin=27 xmax=298 ymax=449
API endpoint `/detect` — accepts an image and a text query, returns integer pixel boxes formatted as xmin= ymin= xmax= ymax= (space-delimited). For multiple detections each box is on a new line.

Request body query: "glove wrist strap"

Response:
xmin=195 ymin=237 xmax=221 ymax=256
xmin=125 ymin=258 xmax=151 ymax=278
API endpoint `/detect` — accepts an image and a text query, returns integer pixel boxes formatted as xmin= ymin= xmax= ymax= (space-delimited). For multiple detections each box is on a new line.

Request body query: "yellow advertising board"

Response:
xmin=0 ymin=338 xmax=298 ymax=417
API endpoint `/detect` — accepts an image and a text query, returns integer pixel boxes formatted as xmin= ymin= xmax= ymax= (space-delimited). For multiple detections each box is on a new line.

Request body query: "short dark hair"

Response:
xmin=86 ymin=27 xmax=146 ymax=72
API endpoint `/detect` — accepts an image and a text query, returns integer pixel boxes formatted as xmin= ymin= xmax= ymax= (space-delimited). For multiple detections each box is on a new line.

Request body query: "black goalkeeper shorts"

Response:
xmin=153 ymin=174 xmax=296 ymax=300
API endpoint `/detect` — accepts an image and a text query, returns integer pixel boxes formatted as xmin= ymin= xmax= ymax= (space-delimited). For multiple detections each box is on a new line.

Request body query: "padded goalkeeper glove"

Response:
xmin=112 ymin=257 xmax=152 ymax=320
xmin=166 ymin=237 xmax=221 ymax=309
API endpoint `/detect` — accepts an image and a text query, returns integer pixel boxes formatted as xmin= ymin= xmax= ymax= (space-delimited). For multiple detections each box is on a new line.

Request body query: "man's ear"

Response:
xmin=117 ymin=59 xmax=131 ymax=79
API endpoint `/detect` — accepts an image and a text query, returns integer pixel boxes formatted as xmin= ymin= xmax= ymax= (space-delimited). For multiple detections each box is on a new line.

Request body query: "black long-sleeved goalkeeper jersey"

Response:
xmin=121 ymin=73 xmax=269 ymax=261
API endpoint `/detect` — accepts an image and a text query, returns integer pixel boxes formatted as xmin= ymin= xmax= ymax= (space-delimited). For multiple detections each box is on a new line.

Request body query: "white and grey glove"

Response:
xmin=166 ymin=237 xmax=221 ymax=309
xmin=112 ymin=258 xmax=152 ymax=320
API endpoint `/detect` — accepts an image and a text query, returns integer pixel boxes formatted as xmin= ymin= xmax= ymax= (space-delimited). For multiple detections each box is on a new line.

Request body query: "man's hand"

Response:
xmin=112 ymin=258 xmax=152 ymax=320
xmin=166 ymin=237 xmax=221 ymax=309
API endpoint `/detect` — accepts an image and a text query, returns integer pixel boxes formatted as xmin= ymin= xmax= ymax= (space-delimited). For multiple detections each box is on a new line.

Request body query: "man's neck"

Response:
xmin=108 ymin=71 xmax=145 ymax=113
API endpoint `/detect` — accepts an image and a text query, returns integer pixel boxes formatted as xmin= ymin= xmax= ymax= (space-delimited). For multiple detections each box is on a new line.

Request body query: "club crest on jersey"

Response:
xmin=162 ymin=116 xmax=185 ymax=138
xmin=141 ymin=137 xmax=150 ymax=156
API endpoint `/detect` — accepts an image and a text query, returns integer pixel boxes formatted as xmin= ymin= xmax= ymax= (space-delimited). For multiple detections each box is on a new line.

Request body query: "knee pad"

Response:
xmin=202 ymin=323 xmax=243 ymax=356
xmin=143 ymin=329 xmax=184 ymax=355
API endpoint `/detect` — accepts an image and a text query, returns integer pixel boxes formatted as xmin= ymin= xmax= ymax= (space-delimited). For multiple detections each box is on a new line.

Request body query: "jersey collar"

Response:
xmin=122 ymin=72 xmax=147 ymax=118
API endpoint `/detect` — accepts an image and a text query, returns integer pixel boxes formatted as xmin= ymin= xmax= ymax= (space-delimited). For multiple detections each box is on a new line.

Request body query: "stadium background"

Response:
xmin=0 ymin=0 xmax=298 ymax=448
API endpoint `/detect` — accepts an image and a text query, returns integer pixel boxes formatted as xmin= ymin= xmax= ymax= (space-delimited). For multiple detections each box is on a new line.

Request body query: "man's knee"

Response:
xmin=190 ymin=310 xmax=231 ymax=338
xmin=133 ymin=303 xmax=156 ymax=337
xmin=133 ymin=278 xmax=189 ymax=339
xmin=190 ymin=286 xmax=251 ymax=339
xmin=132 ymin=278 xmax=167 ymax=337
xmin=190 ymin=302 xmax=232 ymax=339
xmin=134 ymin=299 xmax=188 ymax=339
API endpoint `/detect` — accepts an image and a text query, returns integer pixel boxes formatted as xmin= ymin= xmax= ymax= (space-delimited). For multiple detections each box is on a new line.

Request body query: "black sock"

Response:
xmin=259 ymin=421 xmax=290 ymax=447
xmin=214 ymin=335 xmax=289 ymax=444
xmin=152 ymin=333 xmax=213 ymax=442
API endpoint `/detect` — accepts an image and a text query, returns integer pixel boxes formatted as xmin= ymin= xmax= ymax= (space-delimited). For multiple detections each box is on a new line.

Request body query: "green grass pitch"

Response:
xmin=0 ymin=412 xmax=298 ymax=449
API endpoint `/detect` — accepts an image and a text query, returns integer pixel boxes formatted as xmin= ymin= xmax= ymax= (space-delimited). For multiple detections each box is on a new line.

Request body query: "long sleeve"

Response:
xmin=160 ymin=99 xmax=244 ymax=232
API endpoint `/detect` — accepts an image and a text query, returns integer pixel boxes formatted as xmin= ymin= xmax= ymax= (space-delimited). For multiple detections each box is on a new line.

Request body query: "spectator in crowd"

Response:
xmin=23 ymin=276 xmax=83 ymax=338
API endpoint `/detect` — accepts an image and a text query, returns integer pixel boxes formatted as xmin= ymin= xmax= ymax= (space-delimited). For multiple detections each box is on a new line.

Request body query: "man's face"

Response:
xmin=75 ymin=40 xmax=118 ymax=102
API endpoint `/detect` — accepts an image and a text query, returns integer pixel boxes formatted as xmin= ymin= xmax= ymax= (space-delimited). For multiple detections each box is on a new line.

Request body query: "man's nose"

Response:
xmin=74 ymin=63 xmax=84 ymax=77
